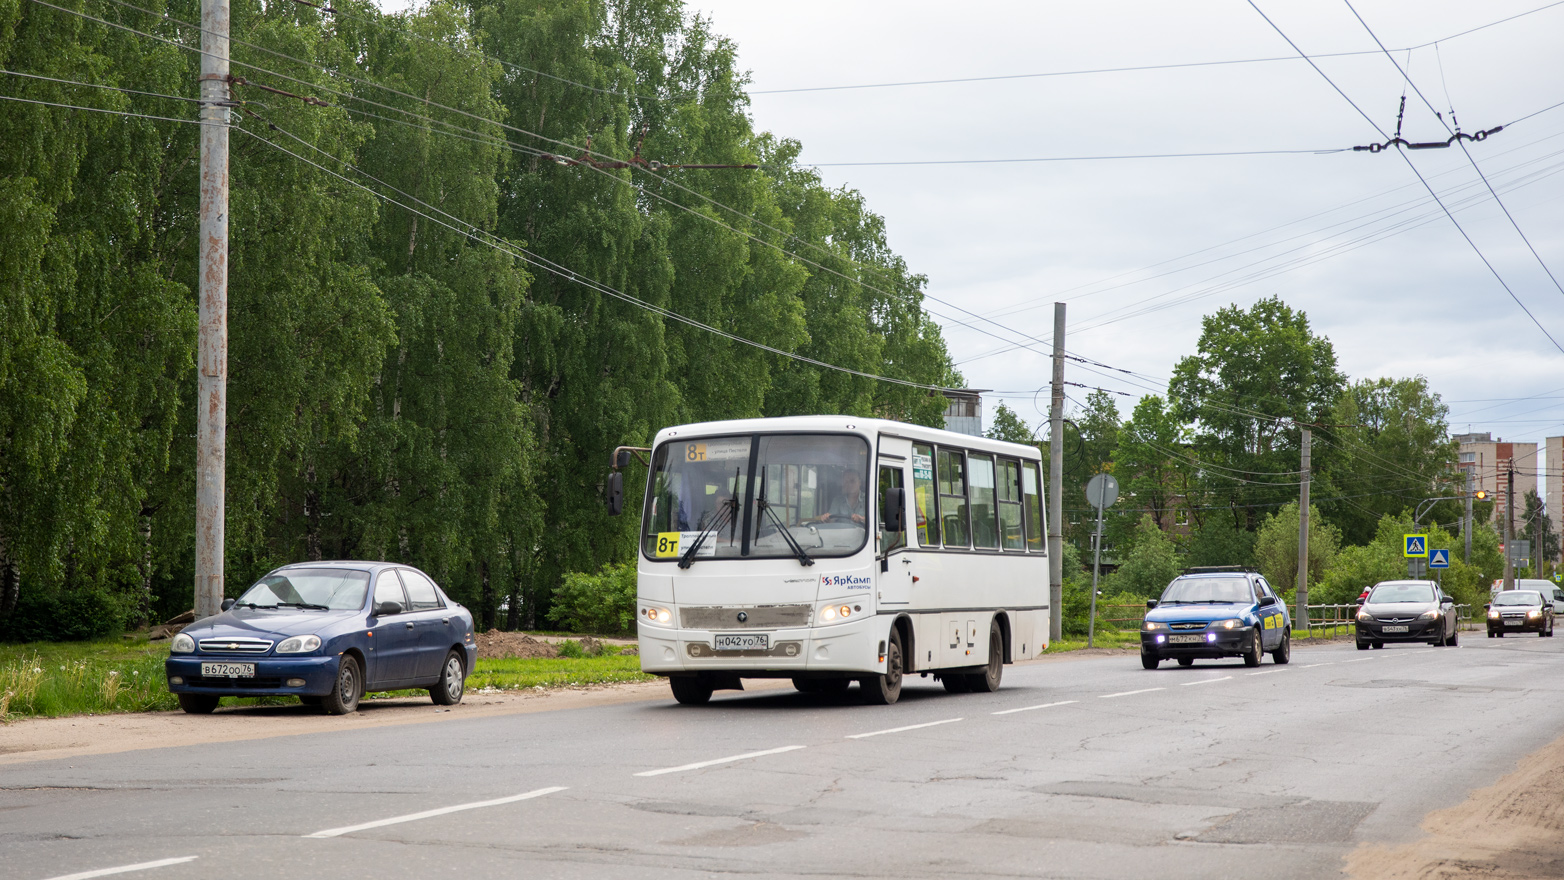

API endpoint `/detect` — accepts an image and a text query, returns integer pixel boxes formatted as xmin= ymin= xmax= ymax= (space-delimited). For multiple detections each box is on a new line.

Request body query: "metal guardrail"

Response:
xmin=1094 ymin=602 xmax=1482 ymax=637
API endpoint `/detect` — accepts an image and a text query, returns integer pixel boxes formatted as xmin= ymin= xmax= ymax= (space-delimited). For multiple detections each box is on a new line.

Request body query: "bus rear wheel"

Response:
xmin=860 ymin=629 xmax=904 ymax=705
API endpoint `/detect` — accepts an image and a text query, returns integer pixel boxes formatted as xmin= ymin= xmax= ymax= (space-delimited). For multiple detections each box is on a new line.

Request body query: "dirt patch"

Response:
xmin=474 ymin=631 xmax=559 ymax=659
xmin=1346 ymin=732 xmax=1564 ymax=878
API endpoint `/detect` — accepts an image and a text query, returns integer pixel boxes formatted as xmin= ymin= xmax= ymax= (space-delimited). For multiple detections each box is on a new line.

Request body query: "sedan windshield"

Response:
xmin=1160 ymin=577 xmax=1253 ymax=604
xmin=237 ymin=569 xmax=370 ymax=610
xmin=1368 ymin=583 xmax=1436 ymax=604
xmin=1493 ymin=591 xmax=1543 ymax=606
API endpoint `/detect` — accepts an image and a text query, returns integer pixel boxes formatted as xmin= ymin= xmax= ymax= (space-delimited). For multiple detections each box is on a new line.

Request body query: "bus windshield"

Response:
xmin=642 ymin=433 xmax=870 ymax=561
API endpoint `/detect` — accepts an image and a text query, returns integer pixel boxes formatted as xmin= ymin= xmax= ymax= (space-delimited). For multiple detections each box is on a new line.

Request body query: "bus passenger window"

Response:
xmin=937 ymin=448 xmax=969 ymax=548
xmin=997 ymin=458 xmax=1025 ymax=550
xmin=912 ymin=444 xmax=938 ymax=547
xmin=969 ymin=454 xmax=998 ymax=550
xmin=1022 ymin=461 xmax=1044 ymax=551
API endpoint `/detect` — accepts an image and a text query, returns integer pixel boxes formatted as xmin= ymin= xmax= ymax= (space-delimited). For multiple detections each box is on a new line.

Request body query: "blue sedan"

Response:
xmin=165 ymin=561 xmax=477 ymax=714
xmin=1140 ymin=569 xmax=1292 ymax=669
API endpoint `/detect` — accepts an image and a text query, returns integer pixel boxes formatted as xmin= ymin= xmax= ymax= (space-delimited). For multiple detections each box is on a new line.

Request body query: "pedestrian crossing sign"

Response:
xmin=1429 ymin=549 xmax=1450 ymax=569
xmin=1404 ymin=534 xmax=1427 ymax=558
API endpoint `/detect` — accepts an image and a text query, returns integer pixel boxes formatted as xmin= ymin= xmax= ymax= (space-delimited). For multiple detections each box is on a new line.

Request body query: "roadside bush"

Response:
xmin=548 ymin=563 xmax=637 ymax=635
xmin=1 ymin=589 xmax=126 ymax=643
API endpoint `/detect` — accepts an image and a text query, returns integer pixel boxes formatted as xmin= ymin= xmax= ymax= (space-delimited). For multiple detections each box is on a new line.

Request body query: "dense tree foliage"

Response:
xmin=0 ymin=0 xmax=958 ymax=637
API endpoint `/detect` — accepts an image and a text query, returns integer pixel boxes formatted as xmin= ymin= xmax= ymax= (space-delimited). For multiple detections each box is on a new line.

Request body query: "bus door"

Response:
xmin=877 ymin=437 xmax=913 ymax=606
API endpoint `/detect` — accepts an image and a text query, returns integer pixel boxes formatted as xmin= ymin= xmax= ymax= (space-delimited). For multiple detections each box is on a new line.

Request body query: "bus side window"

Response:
xmin=1022 ymin=461 xmax=1044 ymax=552
xmin=912 ymin=443 xmax=938 ymax=547
xmin=997 ymin=458 xmax=1025 ymax=550
xmin=969 ymin=454 xmax=998 ymax=550
xmin=938 ymin=448 xmax=970 ymax=548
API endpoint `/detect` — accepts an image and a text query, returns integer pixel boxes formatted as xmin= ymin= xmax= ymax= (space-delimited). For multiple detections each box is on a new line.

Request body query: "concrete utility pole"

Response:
xmin=1503 ymin=463 xmax=1515 ymax=591
xmin=195 ymin=0 xmax=230 ymax=619
xmin=1295 ymin=428 xmax=1311 ymax=632
xmin=1047 ymin=303 xmax=1065 ymax=643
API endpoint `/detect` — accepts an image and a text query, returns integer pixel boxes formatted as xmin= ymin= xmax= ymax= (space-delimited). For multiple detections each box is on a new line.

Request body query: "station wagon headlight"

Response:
xmin=170 ymin=633 xmax=195 ymax=653
xmin=276 ymin=634 xmax=321 ymax=654
xmin=1142 ymin=621 xmax=1164 ymax=632
xmin=642 ymin=606 xmax=673 ymax=626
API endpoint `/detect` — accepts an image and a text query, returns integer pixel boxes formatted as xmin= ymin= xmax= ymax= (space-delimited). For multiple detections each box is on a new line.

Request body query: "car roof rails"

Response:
xmin=1181 ymin=565 xmax=1254 ymax=575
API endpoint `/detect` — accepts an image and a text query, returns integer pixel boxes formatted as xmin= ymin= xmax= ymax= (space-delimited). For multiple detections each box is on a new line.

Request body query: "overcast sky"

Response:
xmin=673 ymin=0 xmax=1564 ymax=451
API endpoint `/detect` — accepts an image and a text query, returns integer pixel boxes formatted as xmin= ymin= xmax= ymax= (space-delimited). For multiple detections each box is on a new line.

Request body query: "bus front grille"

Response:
xmin=680 ymin=605 xmax=812 ymax=629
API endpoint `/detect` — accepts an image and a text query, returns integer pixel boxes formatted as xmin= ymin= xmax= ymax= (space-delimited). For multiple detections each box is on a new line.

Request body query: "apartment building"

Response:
xmin=1455 ymin=432 xmax=1538 ymax=537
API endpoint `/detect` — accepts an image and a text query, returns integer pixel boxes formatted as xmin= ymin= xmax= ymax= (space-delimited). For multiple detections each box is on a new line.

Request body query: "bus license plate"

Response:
xmin=714 ymin=634 xmax=768 ymax=651
xmin=1381 ymin=626 xmax=1409 ymax=633
xmin=201 ymin=662 xmax=255 ymax=678
xmin=1167 ymin=635 xmax=1204 ymax=644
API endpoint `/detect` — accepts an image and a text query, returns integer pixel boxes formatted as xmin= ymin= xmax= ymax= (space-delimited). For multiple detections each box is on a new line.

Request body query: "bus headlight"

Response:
xmin=817 ymin=603 xmax=860 ymax=625
xmin=642 ymin=606 xmax=673 ymax=626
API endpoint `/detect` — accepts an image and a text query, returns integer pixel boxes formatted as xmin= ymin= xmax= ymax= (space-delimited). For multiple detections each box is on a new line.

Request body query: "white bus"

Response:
xmin=608 ymin=415 xmax=1051 ymax=705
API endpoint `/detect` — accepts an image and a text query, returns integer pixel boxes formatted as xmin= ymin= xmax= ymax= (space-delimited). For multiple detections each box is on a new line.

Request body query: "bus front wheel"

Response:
xmin=860 ymin=629 xmax=904 ymax=705
xmin=669 ymin=676 xmax=714 ymax=705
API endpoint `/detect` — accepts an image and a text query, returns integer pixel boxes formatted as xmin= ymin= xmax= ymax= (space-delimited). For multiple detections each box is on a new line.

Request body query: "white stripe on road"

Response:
xmin=635 ymin=746 xmax=806 ymax=777
xmin=1099 ymin=687 xmax=1165 ymax=699
xmin=1247 ymin=669 xmax=1289 ymax=675
xmin=992 ymin=700 xmax=1079 ymax=716
xmin=40 ymin=858 xmax=197 ymax=880
xmin=1179 ymin=676 xmax=1232 ymax=686
xmin=1297 ymin=663 xmax=1335 ymax=668
xmin=846 ymin=718 xmax=963 ymax=739
xmin=304 ymin=787 xmax=566 ymax=838
xmin=1340 ymin=657 xmax=1375 ymax=663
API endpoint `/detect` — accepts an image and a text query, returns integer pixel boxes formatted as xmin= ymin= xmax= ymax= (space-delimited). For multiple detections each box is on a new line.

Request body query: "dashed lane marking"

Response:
xmin=635 ymin=746 xmax=807 ymax=777
xmin=1179 ymin=676 xmax=1232 ymax=686
xmin=40 ymin=857 xmax=197 ymax=880
xmin=992 ymin=700 xmax=1079 ymax=716
xmin=1099 ymin=687 xmax=1165 ymax=699
xmin=1340 ymin=657 xmax=1376 ymax=663
xmin=846 ymin=718 xmax=963 ymax=739
xmin=304 ymin=787 xmax=567 ymax=838
xmin=1246 ymin=669 xmax=1289 ymax=675
xmin=1296 ymin=663 xmax=1335 ymax=668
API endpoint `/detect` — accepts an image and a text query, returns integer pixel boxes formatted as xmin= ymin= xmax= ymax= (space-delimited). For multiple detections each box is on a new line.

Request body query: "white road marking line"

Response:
xmin=992 ymin=700 xmax=1079 ymax=716
xmin=1340 ymin=658 xmax=1376 ymax=663
xmin=847 ymin=717 xmax=964 ymax=738
xmin=1297 ymin=662 xmax=1335 ymax=668
xmin=1246 ymin=669 xmax=1289 ymax=675
xmin=634 ymin=745 xmax=806 ymax=777
xmin=40 ymin=857 xmax=197 ymax=880
xmin=1179 ymin=676 xmax=1233 ymax=686
xmin=304 ymin=787 xmax=567 ymax=838
xmin=1099 ymin=687 xmax=1165 ymax=699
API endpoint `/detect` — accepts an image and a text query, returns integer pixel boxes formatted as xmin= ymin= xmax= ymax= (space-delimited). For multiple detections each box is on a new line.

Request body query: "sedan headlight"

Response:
xmin=641 ymin=606 xmax=673 ymax=626
xmin=1488 ymin=609 xmax=1500 ymax=619
xmin=1142 ymin=621 xmax=1164 ymax=632
xmin=1528 ymin=607 xmax=1542 ymax=619
xmin=170 ymin=632 xmax=195 ymax=653
xmin=1214 ymin=618 xmax=1242 ymax=629
xmin=1417 ymin=609 xmax=1440 ymax=622
xmin=276 ymin=634 xmax=322 ymax=654
xmin=1357 ymin=609 xmax=1374 ymax=623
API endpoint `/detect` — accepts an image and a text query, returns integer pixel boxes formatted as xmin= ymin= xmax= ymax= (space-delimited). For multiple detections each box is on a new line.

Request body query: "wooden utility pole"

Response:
xmin=1047 ymin=303 xmax=1065 ymax=643
xmin=1503 ymin=463 xmax=1515 ymax=590
xmin=195 ymin=0 xmax=230 ymax=619
xmin=1295 ymin=428 xmax=1311 ymax=631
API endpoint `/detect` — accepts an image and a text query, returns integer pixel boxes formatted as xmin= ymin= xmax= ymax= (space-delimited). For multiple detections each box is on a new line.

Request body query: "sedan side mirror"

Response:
xmin=1146 ymin=599 xmax=1159 ymax=609
xmin=376 ymin=600 xmax=403 ymax=616
xmin=1259 ymin=596 xmax=1277 ymax=608
xmin=1440 ymin=597 xmax=1454 ymax=606
xmin=221 ymin=598 xmax=235 ymax=611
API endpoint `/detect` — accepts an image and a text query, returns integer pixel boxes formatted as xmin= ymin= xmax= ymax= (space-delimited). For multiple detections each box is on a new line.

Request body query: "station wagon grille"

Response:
xmin=198 ymin=637 xmax=274 ymax=654
xmin=680 ymin=605 xmax=811 ymax=630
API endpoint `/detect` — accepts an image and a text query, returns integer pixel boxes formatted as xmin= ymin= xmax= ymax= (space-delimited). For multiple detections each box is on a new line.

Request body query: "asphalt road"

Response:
xmin=7 ymin=633 xmax=1564 ymax=880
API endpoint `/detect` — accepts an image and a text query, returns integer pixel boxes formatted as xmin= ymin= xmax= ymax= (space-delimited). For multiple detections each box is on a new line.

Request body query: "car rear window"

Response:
xmin=399 ymin=569 xmax=444 ymax=611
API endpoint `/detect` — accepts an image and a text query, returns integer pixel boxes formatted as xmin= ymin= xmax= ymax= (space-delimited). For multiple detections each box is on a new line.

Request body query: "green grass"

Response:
xmin=1043 ymin=630 xmax=1141 ymax=653
xmin=1 ymin=637 xmax=652 ymax=720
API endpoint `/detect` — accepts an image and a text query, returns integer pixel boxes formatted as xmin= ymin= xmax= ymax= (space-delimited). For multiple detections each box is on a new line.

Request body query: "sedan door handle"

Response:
xmin=442 ymin=618 xmax=450 ymax=625
xmin=405 ymin=621 xmax=415 ymax=629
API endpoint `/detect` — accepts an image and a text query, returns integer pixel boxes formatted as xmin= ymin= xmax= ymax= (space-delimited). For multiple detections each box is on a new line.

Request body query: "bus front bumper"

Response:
xmin=638 ymin=616 xmax=881 ymax=676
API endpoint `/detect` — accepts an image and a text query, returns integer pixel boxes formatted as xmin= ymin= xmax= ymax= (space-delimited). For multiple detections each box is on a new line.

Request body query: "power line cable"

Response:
xmin=0 ymin=67 xmax=201 ymax=102
xmin=0 ymin=91 xmax=203 ymax=125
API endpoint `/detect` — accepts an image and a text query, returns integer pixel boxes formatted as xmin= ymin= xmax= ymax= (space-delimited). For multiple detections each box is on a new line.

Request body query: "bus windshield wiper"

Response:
xmin=680 ymin=469 xmax=741 ymax=569
xmin=756 ymin=468 xmax=814 ymax=567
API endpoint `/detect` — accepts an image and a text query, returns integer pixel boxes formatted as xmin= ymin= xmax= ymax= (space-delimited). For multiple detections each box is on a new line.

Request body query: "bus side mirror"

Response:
xmin=615 ymin=449 xmax=632 ymax=469
xmin=606 ymin=471 xmax=624 ymax=516
xmin=883 ymin=487 xmax=905 ymax=533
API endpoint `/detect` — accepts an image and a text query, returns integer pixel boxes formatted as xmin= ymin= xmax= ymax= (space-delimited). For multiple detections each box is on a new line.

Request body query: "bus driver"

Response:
xmin=811 ymin=468 xmax=865 ymax=525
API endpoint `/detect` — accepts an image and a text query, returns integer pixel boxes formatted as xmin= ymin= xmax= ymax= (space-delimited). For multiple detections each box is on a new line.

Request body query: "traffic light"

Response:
xmin=1473 ymin=490 xmax=1488 ymax=500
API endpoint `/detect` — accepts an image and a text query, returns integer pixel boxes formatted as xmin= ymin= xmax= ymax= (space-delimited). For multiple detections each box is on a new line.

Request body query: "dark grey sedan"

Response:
xmin=165 ymin=561 xmax=477 ymax=714
xmin=1355 ymin=580 xmax=1459 ymax=649
xmin=1486 ymin=590 xmax=1555 ymax=637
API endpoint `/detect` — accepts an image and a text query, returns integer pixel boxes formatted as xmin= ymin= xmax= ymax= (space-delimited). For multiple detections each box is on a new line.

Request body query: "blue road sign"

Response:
xmin=1429 ymin=549 xmax=1450 ymax=569
xmin=1404 ymin=534 xmax=1427 ymax=557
